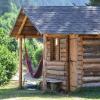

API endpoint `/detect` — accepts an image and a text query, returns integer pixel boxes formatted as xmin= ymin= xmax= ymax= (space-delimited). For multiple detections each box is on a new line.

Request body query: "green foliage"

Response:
xmin=0 ymin=2 xmax=19 ymax=86
xmin=0 ymin=45 xmax=17 ymax=85
xmin=0 ymin=0 xmax=43 ymax=86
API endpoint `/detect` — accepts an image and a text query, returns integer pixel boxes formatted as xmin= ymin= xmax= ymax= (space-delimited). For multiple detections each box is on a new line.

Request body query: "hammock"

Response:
xmin=25 ymin=45 xmax=43 ymax=78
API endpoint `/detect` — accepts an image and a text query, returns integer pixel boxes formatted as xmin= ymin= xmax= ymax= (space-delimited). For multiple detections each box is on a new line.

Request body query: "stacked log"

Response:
xmin=82 ymin=38 xmax=100 ymax=87
xmin=77 ymin=37 xmax=83 ymax=87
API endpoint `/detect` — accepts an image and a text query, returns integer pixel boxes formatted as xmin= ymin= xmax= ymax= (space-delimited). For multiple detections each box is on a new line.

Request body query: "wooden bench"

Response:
xmin=46 ymin=78 xmax=63 ymax=91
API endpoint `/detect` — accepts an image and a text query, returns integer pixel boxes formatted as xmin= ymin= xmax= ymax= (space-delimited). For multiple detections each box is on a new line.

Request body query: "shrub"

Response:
xmin=0 ymin=45 xmax=17 ymax=85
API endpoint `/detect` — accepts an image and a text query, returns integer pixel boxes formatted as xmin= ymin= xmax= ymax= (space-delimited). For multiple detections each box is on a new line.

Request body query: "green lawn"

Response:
xmin=0 ymin=81 xmax=100 ymax=100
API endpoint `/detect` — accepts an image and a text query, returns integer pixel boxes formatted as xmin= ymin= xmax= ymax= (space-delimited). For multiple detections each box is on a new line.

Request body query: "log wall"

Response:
xmin=43 ymin=34 xmax=100 ymax=92
xmin=76 ymin=36 xmax=83 ymax=87
xmin=45 ymin=37 xmax=68 ymax=91
xmin=82 ymin=37 xmax=100 ymax=87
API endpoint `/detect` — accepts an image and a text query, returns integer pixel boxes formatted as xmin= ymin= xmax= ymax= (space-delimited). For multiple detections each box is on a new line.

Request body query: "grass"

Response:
xmin=0 ymin=81 xmax=100 ymax=100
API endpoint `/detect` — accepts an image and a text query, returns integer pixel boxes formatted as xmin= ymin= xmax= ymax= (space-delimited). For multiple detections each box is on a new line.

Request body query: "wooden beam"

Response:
xmin=83 ymin=41 xmax=100 ymax=45
xmin=18 ymin=37 xmax=23 ymax=88
xmin=42 ymin=34 xmax=47 ymax=92
xmin=16 ymin=34 xmax=42 ymax=38
xmin=18 ymin=16 xmax=27 ymax=35
xmin=46 ymin=34 xmax=68 ymax=38
xmin=80 ymin=35 xmax=100 ymax=39
xmin=67 ymin=35 xmax=70 ymax=92
xmin=69 ymin=34 xmax=78 ymax=91
xmin=14 ymin=35 xmax=42 ymax=40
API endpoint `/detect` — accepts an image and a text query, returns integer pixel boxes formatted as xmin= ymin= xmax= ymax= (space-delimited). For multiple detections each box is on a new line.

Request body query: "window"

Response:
xmin=46 ymin=38 xmax=68 ymax=61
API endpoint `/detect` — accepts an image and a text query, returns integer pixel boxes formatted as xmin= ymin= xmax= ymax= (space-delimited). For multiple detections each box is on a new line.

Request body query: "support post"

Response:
xmin=67 ymin=35 xmax=70 ymax=92
xmin=18 ymin=37 xmax=23 ymax=89
xmin=42 ymin=34 xmax=47 ymax=92
xmin=69 ymin=34 xmax=78 ymax=91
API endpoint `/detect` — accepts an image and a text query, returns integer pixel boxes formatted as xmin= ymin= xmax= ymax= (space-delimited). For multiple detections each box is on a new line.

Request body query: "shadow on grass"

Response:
xmin=0 ymin=88 xmax=67 ymax=99
xmin=69 ymin=87 xmax=100 ymax=99
xmin=0 ymin=87 xmax=100 ymax=99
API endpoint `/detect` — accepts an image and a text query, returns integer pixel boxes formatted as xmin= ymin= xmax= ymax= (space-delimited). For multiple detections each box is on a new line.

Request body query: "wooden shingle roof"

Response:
xmin=23 ymin=6 xmax=100 ymax=34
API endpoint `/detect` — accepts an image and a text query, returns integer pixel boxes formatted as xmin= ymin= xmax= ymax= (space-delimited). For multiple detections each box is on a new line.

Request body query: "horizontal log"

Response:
xmin=83 ymin=58 xmax=100 ymax=63
xmin=46 ymin=75 xmax=67 ymax=81
xmin=46 ymin=34 xmax=68 ymax=38
xmin=46 ymin=78 xmax=64 ymax=84
xmin=83 ymin=68 xmax=100 ymax=71
xmin=83 ymin=71 xmax=100 ymax=76
xmin=47 ymin=70 xmax=67 ymax=76
xmin=83 ymin=76 xmax=100 ymax=83
xmin=46 ymin=61 xmax=66 ymax=66
xmin=83 ymin=64 xmax=100 ymax=69
xmin=84 ymin=51 xmax=100 ymax=55
xmin=83 ymin=66 xmax=100 ymax=71
xmin=47 ymin=65 xmax=66 ymax=71
xmin=47 ymin=73 xmax=67 ymax=77
xmin=83 ymin=41 xmax=100 ymax=45
xmin=82 ymin=82 xmax=100 ymax=87
xmin=81 ymin=35 xmax=100 ymax=39
xmin=14 ymin=35 xmax=42 ymax=38
xmin=83 ymin=46 xmax=100 ymax=51
xmin=83 ymin=55 xmax=100 ymax=58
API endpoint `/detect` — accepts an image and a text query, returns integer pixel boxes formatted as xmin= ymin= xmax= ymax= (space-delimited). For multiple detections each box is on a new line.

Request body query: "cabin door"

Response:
xmin=82 ymin=37 xmax=100 ymax=87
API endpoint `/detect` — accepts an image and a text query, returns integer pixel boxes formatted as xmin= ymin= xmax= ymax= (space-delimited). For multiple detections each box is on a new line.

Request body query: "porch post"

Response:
xmin=42 ymin=34 xmax=47 ymax=92
xmin=69 ymin=34 xmax=78 ymax=91
xmin=18 ymin=37 xmax=23 ymax=88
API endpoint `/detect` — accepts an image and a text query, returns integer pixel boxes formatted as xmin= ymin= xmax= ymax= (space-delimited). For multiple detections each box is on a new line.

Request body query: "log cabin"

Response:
xmin=10 ymin=6 xmax=100 ymax=92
